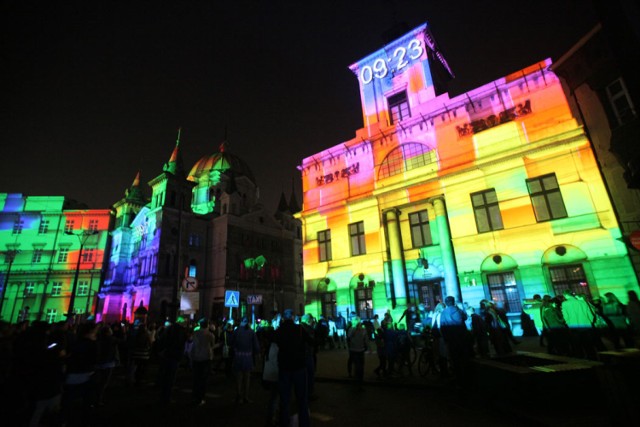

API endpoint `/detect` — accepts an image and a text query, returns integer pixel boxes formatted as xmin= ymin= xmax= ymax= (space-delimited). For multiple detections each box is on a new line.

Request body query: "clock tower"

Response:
xmin=349 ymin=23 xmax=454 ymax=131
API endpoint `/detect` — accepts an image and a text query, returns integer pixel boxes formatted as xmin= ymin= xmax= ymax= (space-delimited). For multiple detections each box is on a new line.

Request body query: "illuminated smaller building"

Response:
xmin=0 ymin=193 xmax=111 ymax=323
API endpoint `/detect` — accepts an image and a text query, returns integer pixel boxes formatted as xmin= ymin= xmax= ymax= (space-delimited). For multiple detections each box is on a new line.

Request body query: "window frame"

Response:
xmin=486 ymin=271 xmax=522 ymax=313
xmin=349 ymin=221 xmax=366 ymax=256
xmin=471 ymin=189 xmax=504 ymax=233
xmin=318 ymin=229 xmax=332 ymax=262
xmin=51 ymin=282 xmax=62 ymax=296
xmin=58 ymin=248 xmax=69 ymax=263
xmin=388 ymin=90 xmax=410 ymax=125
xmin=409 ymin=210 xmax=433 ymax=248
xmin=526 ymin=174 xmax=568 ymax=222
xmin=606 ymin=77 xmax=636 ymax=126
xmin=549 ymin=264 xmax=591 ymax=299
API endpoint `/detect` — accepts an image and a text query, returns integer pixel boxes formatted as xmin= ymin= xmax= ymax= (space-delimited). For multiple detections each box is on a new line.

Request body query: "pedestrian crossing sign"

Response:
xmin=224 ymin=290 xmax=240 ymax=308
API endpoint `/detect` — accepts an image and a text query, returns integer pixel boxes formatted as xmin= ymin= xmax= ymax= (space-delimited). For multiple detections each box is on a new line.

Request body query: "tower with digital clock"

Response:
xmin=349 ymin=23 xmax=454 ymax=128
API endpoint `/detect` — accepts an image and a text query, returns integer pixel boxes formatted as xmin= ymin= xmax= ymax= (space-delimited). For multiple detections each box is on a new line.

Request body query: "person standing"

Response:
xmin=190 ymin=318 xmax=216 ymax=406
xmin=347 ymin=318 xmax=369 ymax=386
xmin=275 ymin=309 xmax=314 ymax=427
xmin=439 ymin=296 xmax=470 ymax=383
xmin=231 ymin=317 xmax=260 ymax=404
xmin=157 ymin=316 xmax=188 ymax=404
xmin=334 ymin=312 xmax=347 ymax=349
xmin=561 ymin=291 xmax=597 ymax=359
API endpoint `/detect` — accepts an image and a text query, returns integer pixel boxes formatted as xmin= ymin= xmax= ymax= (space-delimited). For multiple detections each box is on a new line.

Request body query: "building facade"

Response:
xmin=0 ymin=193 xmax=111 ymax=323
xmin=98 ymin=135 xmax=303 ymax=324
xmin=297 ymin=22 xmax=640 ymax=327
xmin=551 ymin=0 xmax=640 ymax=279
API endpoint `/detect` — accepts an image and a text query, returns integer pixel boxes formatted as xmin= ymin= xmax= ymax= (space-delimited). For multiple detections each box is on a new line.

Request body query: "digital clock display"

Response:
xmin=359 ymin=38 xmax=424 ymax=84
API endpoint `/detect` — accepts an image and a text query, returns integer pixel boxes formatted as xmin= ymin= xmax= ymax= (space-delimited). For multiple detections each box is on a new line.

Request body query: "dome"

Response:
xmin=187 ymin=143 xmax=256 ymax=184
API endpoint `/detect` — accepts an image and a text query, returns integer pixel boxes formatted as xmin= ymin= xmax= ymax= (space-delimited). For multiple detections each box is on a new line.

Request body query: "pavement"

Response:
xmin=55 ymin=336 xmax=638 ymax=427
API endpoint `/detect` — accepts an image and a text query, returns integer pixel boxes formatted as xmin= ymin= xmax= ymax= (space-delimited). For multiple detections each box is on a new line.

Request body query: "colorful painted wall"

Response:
xmin=297 ymin=23 xmax=640 ymax=326
xmin=0 ymin=193 xmax=111 ymax=323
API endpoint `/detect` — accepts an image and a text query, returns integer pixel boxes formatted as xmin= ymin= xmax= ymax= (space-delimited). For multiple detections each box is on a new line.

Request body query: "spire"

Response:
xmin=163 ymin=127 xmax=185 ymax=177
xmin=277 ymin=192 xmax=289 ymax=212
xmin=288 ymin=177 xmax=300 ymax=213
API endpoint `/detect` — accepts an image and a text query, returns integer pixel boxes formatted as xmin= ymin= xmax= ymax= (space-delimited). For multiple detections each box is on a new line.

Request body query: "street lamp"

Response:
xmin=243 ymin=255 xmax=266 ymax=329
xmin=0 ymin=248 xmax=20 ymax=321
xmin=65 ymin=230 xmax=98 ymax=320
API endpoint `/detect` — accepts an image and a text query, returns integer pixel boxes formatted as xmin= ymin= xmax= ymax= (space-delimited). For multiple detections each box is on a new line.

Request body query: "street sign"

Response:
xmin=247 ymin=294 xmax=262 ymax=305
xmin=224 ymin=290 xmax=240 ymax=308
xmin=181 ymin=276 xmax=198 ymax=291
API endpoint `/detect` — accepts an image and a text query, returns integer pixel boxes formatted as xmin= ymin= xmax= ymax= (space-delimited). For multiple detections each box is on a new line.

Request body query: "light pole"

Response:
xmin=0 ymin=249 xmax=20 ymax=321
xmin=65 ymin=230 xmax=98 ymax=320
xmin=243 ymin=255 xmax=266 ymax=329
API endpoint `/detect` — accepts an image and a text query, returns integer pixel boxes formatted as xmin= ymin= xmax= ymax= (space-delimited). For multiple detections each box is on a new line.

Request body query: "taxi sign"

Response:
xmin=225 ymin=290 xmax=240 ymax=308
xmin=247 ymin=294 xmax=263 ymax=305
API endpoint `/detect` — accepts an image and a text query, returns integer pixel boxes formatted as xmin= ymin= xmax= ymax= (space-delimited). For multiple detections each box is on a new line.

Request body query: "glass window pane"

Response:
xmin=548 ymin=192 xmax=567 ymax=218
xmin=488 ymin=205 xmax=504 ymax=229
xmin=527 ymin=180 xmax=542 ymax=193
xmin=475 ymin=208 xmax=490 ymax=233
xmin=531 ymin=195 xmax=550 ymax=221
xmin=542 ymin=176 xmax=559 ymax=190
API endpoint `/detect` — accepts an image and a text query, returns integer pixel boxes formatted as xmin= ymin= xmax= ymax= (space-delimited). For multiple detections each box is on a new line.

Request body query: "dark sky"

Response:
xmin=0 ymin=1 xmax=599 ymax=212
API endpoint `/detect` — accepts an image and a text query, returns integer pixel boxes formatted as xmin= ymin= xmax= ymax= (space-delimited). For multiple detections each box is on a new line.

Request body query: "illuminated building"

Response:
xmin=0 ymin=193 xmax=111 ymax=323
xmin=297 ymin=22 xmax=640 ymax=328
xmin=99 ymin=133 xmax=303 ymax=323
xmin=551 ymin=0 xmax=640 ymax=278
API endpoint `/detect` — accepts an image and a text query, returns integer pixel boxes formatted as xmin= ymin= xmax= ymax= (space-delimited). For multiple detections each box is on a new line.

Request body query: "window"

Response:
xmin=82 ymin=249 xmax=95 ymax=263
xmin=378 ymin=143 xmax=434 ymax=179
xmin=321 ymin=292 xmax=336 ymax=319
xmin=471 ymin=189 xmax=504 ymax=233
xmin=58 ymin=248 xmax=69 ymax=263
xmin=45 ymin=309 xmax=57 ymax=323
xmin=88 ymin=219 xmax=99 ymax=232
xmin=349 ymin=221 xmax=366 ymax=256
xmin=354 ymin=285 xmax=373 ymax=320
xmin=13 ymin=219 xmax=24 ymax=235
xmin=318 ymin=230 xmax=332 ymax=262
xmin=39 ymin=219 xmax=50 ymax=234
xmin=549 ymin=264 xmax=591 ymax=298
xmin=487 ymin=272 xmax=521 ymax=313
xmin=51 ymin=282 xmax=62 ymax=296
xmin=64 ymin=220 xmax=75 ymax=233
xmin=606 ymin=78 xmax=636 ymax=126
xmin=409 ymin=280 xmax=442 ymax=312
xmin=24 ymin=282 xmax=36 ymax=297
xmin=409 ymin=210 xmax=432 ymax=247
xmin=388 ymin=90 xmax=410 ymax=124
xmin=189 ymin=233 xmax=201 ymax=248
xmin=77 ymin=281 xmax=89 ymax=296
xmin=526 ymin=174 xmax=567 ymax=222
xmin=32 ymin=249 xmax=44 ymax=263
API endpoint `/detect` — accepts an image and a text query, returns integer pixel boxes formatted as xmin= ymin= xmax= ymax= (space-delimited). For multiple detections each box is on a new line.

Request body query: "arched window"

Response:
xmin=378 ymin=143 xmax=434 ymax=179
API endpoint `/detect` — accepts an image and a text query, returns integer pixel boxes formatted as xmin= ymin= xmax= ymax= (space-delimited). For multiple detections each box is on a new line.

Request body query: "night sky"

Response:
xmin=1 ymin=1 xmax=599 ymax=212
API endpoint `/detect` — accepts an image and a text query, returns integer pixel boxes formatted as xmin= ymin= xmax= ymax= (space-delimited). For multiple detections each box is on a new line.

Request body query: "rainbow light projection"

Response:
xmin=297 ymin=23 xmax=639 ymax=327
xmin=0 ymin=194 xmax=110 ymax=323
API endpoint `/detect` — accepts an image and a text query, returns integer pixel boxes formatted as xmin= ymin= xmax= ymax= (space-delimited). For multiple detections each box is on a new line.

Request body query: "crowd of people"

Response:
xmin=2 ymin=289 xmax=640 ymax=427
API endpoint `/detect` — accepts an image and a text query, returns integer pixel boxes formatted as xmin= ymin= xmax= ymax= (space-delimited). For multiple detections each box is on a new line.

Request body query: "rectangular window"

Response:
xmin=321 ymin=292 xmax=336 ymax=319
xmin=13 ymin=219 xmax=24 ymax=235
xmin=471 ymin=189 xmax=504 ymax=233
xmin=606 ymin=78 xmax=636 ymax=126
xmin=189 ymin=233 xmax=201 ymax=248
xmin=354 ymin=286 xmax=373 ymax=320
xmin=349 ymin=221 xmax=366 ymax=256
xmin=39 ymin=219 xmax=50 ymax=234
xmin=388 ymin=91 xmax=410 ymax=124
xmin=409 ymin=210 xmax=433 ymax=247
xmin=58 ymin=248 xmax=69 ymax=263
xmin=549 ymin=264 xmax=591 ymax=298
xmin=88 ymin=219 xmax=99 ymax=232
xmin=77 ymin=281 xmax=89 ymax=296
xmin=318 ymin=230 xmax=332 ymax=262
xmin=487 ymin=272 xmax=521 ymax=313
xmin=82 ymin=249 xmax=95 ymax=263
xmin=24 ymin=282 xmax=36 ymax=297
xmin=51 ymin=282 xmax=62 ymax=296
xmin=526 ymin=174 xmax=567 ymax=222
xmin=32 ymin=249 xmax=44 ymax=263
xmin=64 ymin=220 xmax=75 ymax=233
xmin=45 ymin=309 xmax=57 ymax=324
